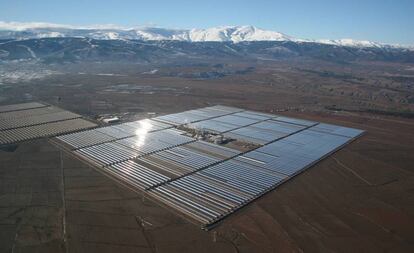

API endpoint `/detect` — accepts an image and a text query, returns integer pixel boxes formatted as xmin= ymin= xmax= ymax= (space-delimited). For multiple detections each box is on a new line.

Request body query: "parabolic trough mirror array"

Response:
xmin=0 ymin=102 xmax=96 ymax=144
xmin=53 ymin=105 xmax=364 ymax=229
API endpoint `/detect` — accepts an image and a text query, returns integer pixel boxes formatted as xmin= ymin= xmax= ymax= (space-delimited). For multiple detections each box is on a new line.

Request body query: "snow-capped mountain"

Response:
xmin=1 ymin=21 xmax=413 ymax=64
xmin=188 ymin=26 xmax=292 ymax=42
xmin=0 ymin=22 xmax=293 ymax=43
xmin=0 ymin=21 xmax=407 ymax=49
xmin=316 ymin=39 xmax=384 ymax=48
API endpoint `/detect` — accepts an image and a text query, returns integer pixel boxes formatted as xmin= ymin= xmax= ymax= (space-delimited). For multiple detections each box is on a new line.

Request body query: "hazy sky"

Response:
xmin=1 ymin=0 xmax=413 ymax=45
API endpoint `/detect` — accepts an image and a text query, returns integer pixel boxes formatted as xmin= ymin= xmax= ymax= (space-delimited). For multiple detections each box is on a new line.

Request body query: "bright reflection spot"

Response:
xmin=134 ymin=119 xmax=153 ymax=147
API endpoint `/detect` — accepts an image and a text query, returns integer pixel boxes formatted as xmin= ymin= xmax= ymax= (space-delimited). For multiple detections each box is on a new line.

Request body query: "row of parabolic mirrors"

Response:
xmin=0 ymin=102 xmax=96 ymax=144
xmin=54 ymin=105 xmax=364 ymax=229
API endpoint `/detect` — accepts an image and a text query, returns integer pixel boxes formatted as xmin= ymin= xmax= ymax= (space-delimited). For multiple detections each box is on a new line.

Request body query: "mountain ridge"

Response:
xmin=1 ymin=37 xmax=413 ymax=65
xmin=0 ymin=21 xmax=411 ymax=50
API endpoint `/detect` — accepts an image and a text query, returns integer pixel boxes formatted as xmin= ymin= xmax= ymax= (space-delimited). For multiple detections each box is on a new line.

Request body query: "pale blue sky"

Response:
xmin=1 ymin=0 xmax=413 ymax=44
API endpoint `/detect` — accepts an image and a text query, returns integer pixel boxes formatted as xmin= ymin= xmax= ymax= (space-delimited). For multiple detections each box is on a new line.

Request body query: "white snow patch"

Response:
xmin=142 ymin=69 xmax=159 ymax=74
xmin=19 ymin=45 xmax=37 ymax=58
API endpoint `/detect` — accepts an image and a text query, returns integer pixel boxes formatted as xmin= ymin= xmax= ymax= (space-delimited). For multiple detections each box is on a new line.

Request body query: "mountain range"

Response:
xmin=0 ymin=21 xmax=413 ymax=64
xmin=0 ymin=21 xmax=409 ymax=48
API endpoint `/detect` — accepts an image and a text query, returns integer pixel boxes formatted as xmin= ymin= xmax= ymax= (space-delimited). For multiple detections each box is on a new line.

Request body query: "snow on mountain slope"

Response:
xmin=189 ymin=26 xmax=292 ymax=42
xmin=0 ymin=22 xmax=292 ymax=43
xmin=317 ymin=39 xmax=383 ymax=48
xmin=135 ymin=27 xmax=191 ymax=41
xmin=0 ymin=21 xmax=410 ymax=49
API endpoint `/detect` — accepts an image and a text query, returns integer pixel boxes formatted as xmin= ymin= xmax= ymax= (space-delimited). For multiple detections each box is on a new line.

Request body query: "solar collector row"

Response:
xmin=246 ymin=128 xmax=362 ymax=176
xmin=189 ymin=119 xmax=239 ymax=133
xmin=137 ymin=146 xmax=222 ymax=177
xmin=148 ymin=122 xmax=363 ymax=227
xmin=223 ymin=120 xmax=306 ymax=144
xmin=134 ymin=141 xmax=241 ymax=178
xmin=0 ymin=110 xmax=81 ymax=130
xmin=184 ymin=141 xmax=241 ymax=159
xmin=154 ymin=111 xmax=213 ymax=126
xmin=75 ymin=129 xmax=196 ymax=166
xmin=57 ymin=129 xmax=116 ymax=149
xmin=308 ymin=123 xmax=364 ymax=138
xmin=206 ymin=105 xmax=244 ymax=113
xmin=0 ymin=118 xmax=96 ymax=144
xmin=272 ymin=116 xmax=317 ymax=127
xmin=95 ymin=125 xmax=133 ymax=139
xmin=56 ymin=119 xmax=173 ymax=149
xmin=232 ymin=111 xmax=272 ymax=121
xmin=76 ymin=142 xmax=141 ymax=167
xmin=115 ymin=119 xmax=172 ymax=134
xmin=153 ymin=147 xmax=220 ymax=170
xmin=148 ymin=174 xmax=250 ymax=224
xmin=213 ymin=114 xmax=260 ymax=126
xmin=118 ymin=137 xmax=176 ymax=156
xmin=116 ymin=129 xmax=195 ymax=154
xmin=152 ymin=106 xmax=243 ymax=126
xmin=0 ymin=106 xmax=64 ymax=120
xmin=200 ymin=160 xmax=286 ymax=195
xmin=187 ymin=110 xmax=284 ymax=134
xmin=107 ymin=160 xmax=170 ymax=190
xmin=149 ymin=159 xmax=287 ymax=225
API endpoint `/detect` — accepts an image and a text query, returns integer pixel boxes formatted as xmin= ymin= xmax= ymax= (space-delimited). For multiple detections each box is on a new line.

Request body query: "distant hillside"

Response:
xmin=0 ymin=38 xmax=413 ymax=64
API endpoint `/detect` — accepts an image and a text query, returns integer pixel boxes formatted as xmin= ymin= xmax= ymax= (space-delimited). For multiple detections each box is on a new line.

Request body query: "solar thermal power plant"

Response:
xmin=54 ymin=105 xmax=364 ymax=229
xmin=0 ymin=102 xmax=97 ymax=144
